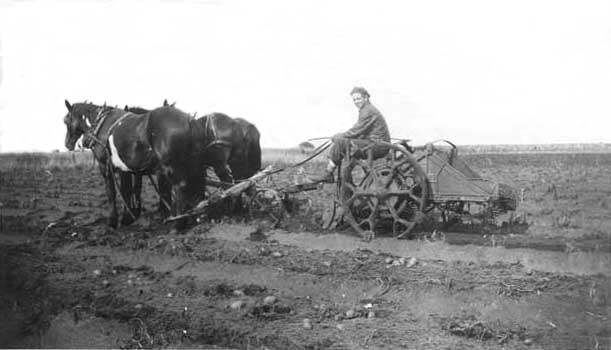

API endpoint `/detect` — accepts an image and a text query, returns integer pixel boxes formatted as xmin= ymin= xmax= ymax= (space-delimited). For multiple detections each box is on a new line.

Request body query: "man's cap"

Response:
xmin=350 ymin=87 xmax=370 ymax=98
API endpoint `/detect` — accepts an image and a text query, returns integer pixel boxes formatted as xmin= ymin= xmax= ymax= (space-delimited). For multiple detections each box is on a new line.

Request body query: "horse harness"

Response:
xmin=82 ymin=108 xmax=124 ymax=150
xmin=203 ymin=113 xmax=232 ymax=150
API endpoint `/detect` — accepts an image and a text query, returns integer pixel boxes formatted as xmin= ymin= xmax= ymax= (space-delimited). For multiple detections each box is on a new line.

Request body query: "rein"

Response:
xmin=267 ymin=139 xmax=332 ymax=176
xmin=204 ymin=140 xmax=232 ymax=149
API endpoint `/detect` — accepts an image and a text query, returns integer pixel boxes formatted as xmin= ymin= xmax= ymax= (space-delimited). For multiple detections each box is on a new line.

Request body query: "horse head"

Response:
xmin=63 ymin=99 xmax=94 ymax=151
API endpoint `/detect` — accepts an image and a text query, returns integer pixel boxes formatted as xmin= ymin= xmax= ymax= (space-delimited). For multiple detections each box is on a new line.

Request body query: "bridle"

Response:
xmin=82 ymin=107 xmax=111 ymax=148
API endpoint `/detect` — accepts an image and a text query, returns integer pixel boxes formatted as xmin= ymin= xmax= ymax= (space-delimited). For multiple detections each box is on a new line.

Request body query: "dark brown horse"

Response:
xmin=233 ymin=117 xmax=261 ymax=179
xmin=159 ymin=100 xmax=261 ymax=181
xmin=196 ymin=112 xmax=246 ymax=183
xmin=63 ymin=100 xmax=207 ymax=230
xmin=122 ymin=101 xmax=262 ymax=183
xmin=64 ymin=101 xmax=146 ymax=227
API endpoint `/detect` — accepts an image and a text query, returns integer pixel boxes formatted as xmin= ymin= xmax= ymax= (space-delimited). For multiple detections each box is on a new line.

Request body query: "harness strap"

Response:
xmin=204 ymin=139 xmax=232 ymax=149
xmin=107 ymin=112 xmax=133 ymax=136
xmin=90 ymin=110 xmax=109 ymax=139
xmin=83 ymin=109 xmax=110 ymax=149
xmin=88 ymin=109 xmax=134 ymax=145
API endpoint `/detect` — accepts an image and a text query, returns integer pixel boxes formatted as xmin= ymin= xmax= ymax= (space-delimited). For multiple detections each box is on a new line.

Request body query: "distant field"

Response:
xmin=457 ymin=142 xmax=611 ymax=154
xmin=2 ymin=143 xmax=611 ymax=171
xmin=0 ymin=149 xmax=318 ymax=171
xmin=0 ymin=151 xmax=96 ymax=171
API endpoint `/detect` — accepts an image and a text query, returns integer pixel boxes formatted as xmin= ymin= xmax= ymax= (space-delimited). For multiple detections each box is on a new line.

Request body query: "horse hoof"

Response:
xmin=108 ymin=217 xmax=119 ymax=229
xmin=121 ymin=217 xmax=134 ymax=226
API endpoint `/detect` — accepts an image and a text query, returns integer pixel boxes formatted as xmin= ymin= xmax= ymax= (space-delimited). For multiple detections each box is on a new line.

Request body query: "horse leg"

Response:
xmin=133 ymin=174 xmax=143 ymax=218
xmin=214 ymin=162 xmax=243 ymax=215
xmin=169 ymin=178 xmax=189 ymax=233
xmin=185 ymin=164 xmax=207 ymax=209
xmin=157 ymin=172 xmax=172 ymax=219
xmin=119 ymin=172 xmax=136 ymax=226
xmin=217 ymin=148 xmax=236 ymax=183
xmin=100 ymin=163 xmax=118 ymax=228
xmin=208 ymin=146 xmax=234 ymax=184
xmin=214 ymin=163 xmax=234 ymax=184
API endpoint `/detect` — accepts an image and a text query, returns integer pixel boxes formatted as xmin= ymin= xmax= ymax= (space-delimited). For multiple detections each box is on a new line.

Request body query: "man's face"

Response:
xmin=351 ymin=93 xmax=368 ymax=109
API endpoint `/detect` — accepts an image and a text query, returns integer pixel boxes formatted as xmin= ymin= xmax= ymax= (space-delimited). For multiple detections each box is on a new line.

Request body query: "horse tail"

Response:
xmin=247 ymin=126 xmax=262 ymax=173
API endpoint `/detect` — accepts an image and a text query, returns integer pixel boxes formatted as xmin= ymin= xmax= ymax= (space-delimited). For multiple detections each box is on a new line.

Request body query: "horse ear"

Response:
xmin=163 ymin=99 xmax=169 ymax=107
xmin=65 ymin=99 xmax=73 ymax=111
xmin=171 ymin=101 xmax=176 ymax=107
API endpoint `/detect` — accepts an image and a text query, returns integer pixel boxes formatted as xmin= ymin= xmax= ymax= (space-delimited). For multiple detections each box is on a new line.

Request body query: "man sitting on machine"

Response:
xmin=311 ymin=86 xmax=391 ymax=183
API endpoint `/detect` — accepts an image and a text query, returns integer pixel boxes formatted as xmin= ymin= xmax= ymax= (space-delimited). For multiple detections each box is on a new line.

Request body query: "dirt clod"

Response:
xmin=230 ymin=300 xmax=245 ymax=310
xmin=302 ymin=318 xmax=312 ymax=329
xmin=263 ymin=295 xmax=277 ymax=305
xmin=345 ymin=309 xmax=356 ymax=319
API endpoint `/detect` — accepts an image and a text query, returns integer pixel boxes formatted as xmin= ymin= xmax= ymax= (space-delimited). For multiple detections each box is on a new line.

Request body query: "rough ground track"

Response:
xmin=0 ymin=166 xmax=610 ymax=349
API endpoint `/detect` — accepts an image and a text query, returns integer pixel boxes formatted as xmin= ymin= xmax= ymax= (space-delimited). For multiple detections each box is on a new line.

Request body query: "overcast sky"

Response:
xmin=0 ymin=0 xmax=610 ymax=152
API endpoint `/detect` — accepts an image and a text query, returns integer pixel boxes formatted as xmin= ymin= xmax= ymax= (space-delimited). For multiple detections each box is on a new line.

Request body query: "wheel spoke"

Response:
xmin=338 ymin=143 xmax=428 ymax=240
xmin=343 ymin=181 xmax=357 ymax=193
xmin=386 ymin=200 xmax=415 ymax=237
xmin=408 ymin=193 xmax=423 ymax=205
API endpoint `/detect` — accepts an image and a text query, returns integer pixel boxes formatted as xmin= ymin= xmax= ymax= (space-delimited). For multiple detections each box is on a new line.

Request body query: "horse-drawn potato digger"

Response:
xmin=169 ymin=138 xmax=520 ymax=240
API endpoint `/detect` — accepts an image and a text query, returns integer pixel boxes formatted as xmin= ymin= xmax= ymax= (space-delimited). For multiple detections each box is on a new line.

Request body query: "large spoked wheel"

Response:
xmin=338 ymin=142 xmax=428 ymax=241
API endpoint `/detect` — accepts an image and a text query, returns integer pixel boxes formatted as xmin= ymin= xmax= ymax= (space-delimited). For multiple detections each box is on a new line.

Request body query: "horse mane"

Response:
xmin=71 ymin=102 xmax=100 ymax=116
xmin=126 ymin=106 xmax=150 ymax=114
xmin=204 ymin=112 xmax=230 ymax=119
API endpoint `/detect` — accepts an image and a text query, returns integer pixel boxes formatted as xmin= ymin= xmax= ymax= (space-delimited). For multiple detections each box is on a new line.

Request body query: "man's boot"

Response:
xmin=310 ymin=161 xmax=336 ymax=183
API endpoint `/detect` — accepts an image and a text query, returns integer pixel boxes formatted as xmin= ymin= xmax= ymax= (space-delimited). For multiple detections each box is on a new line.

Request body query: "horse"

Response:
xmin=63 ymin=100 xmax=208 ymax=230
xmin=195 ymin=112 xmax=249 ymax=184
xmin=63 ymin=101 xmax=145 ymax=227
xmin=233 ymin=117 xmax=261 ymax=179
xmin=122 ymin=101 xmax=262 ymax=182
xmin=164 ymin=103 xmax=261 ymax=182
